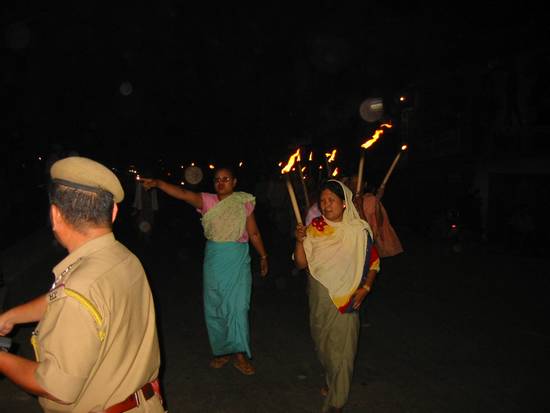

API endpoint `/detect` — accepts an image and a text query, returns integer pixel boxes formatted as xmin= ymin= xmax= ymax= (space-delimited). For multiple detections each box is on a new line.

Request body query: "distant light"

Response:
xmin=191 ymin=162 xmax=195 ymax=166
xmin=38 ymin=156 xmax=42 ymax=161
xmin=401 ymin=144 xmax=408 ymax=151
xmin=278 ymin=162 xmax=283 ymax=167
xmin=208 ymin=164 xmax=215 ymax=169
xmin=239 ymin=161 xmax=243 ymax=167
xmin=180 ymin=165 xmax=184 ymax=169
xmin=167 ymin=172 xmax=171 ymax=176
xmin=399 ymin=96 xmax=406 ymax=102
xmin=359 ymin=97 xmax=384 ymax=122
xmin=120 ymin=81 xmax=133 ymax=96
xmin=180 ymin=181 xmax=185 ymax=185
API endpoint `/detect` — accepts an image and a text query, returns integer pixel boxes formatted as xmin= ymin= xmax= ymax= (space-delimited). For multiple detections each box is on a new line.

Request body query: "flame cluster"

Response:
xmin=281 ymin=149 xmax=301 ymax=174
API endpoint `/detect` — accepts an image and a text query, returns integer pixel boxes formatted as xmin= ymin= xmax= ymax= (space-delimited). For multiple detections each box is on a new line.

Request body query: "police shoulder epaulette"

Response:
xmin=52 ymin=258 xmax=83 ymax=289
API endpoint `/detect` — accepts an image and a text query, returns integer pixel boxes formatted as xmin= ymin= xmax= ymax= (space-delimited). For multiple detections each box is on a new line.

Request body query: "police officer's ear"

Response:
xmin=50 ymin=204 xmax=63 ymax=231
xmin=111 ymin=203 xmax=119 ymax=224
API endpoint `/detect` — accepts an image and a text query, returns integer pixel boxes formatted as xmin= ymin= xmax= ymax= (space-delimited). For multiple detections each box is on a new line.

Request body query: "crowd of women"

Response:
xmin=140 ymin=163 xmax=403 ymax=413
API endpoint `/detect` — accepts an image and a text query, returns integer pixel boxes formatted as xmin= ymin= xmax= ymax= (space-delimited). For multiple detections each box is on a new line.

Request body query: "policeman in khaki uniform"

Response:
xmin=0 ymin=157 xmax=165 ymax=413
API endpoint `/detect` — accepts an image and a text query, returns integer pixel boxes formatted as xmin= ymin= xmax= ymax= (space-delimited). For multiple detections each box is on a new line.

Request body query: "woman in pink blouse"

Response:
xmin=140 ymin=165 xmax=268 ymax=376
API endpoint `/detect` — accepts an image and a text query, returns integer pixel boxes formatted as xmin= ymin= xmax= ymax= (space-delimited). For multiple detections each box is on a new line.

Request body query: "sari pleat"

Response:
xmin=203 ymin=240 xmax=252 ymax=358
xmin=308 ymin=275 xmax=359 ymax=411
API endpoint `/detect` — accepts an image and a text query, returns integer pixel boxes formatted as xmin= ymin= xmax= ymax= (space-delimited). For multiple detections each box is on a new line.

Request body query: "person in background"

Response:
xmin=0 ymin=156 xmax=164 ymax=413
xmin=342 ymin=176 xmax=403 ymax=327
xmin=305 ymin=186 xmax=322 ymax=226
xmin=294 ymin=179 xmax=380 ymax=413
xmin=140 ymin=164 xmax=268 ymax=376
xmin=341 ymin=176 xmax=403 ymax=258
xmin=361 ymin=183 xmax=403 ymax=258
xmin=133 ymin=167 xmax=159 ymax=244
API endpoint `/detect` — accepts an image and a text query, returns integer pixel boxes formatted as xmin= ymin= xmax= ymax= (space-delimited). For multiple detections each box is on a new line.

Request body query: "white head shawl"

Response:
xmin=303 ymin=180 xmax=373 ymax=309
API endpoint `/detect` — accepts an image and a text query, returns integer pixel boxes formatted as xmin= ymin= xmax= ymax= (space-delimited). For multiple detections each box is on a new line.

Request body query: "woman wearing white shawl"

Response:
xmin=294 ymin=179 xmax=380 ymax=413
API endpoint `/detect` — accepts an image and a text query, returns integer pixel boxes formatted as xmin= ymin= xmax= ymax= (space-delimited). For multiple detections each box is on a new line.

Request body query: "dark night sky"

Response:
xmin=3 ymin=2 xmax=548 ymax=166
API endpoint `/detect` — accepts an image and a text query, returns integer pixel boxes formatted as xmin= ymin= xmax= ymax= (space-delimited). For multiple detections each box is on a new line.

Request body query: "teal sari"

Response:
xmin=203 ymin=240 xmax=252 ymax=358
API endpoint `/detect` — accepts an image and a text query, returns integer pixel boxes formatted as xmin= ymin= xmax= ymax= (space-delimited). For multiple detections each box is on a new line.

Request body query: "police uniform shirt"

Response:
xmin=34 ymin=233 xmax=162 ymax=412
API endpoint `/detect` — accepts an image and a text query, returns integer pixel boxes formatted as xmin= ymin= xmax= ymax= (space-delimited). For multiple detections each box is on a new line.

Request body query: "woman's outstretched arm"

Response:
xmin=140 ymin=178 xmax=203 ymax=209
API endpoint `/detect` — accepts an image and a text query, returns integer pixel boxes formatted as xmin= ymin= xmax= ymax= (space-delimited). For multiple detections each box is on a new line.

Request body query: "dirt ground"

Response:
xmin=1 ymin=216 xmax=548 ymax=412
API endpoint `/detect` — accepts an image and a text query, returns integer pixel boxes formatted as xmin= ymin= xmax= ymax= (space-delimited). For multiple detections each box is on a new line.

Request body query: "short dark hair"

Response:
xmin=49 ymin=182 xmax=114 ymax=231
xmin=319 ymin=180 xmax=345 ymax=201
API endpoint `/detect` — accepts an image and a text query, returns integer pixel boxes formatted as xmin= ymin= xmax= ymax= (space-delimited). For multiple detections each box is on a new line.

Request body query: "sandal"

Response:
xmin=233 ymin=357 xmax=256 ymax=375
xmin=209 ymin=355 xmax=231 ymax=369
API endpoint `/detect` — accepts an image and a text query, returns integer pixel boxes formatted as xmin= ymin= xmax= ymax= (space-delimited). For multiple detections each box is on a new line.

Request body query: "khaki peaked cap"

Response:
xmin=50 ymin=157 xmax=124 ymax=203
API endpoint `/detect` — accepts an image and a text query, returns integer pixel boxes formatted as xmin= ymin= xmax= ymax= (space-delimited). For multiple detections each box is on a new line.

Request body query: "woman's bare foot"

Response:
xmin=209 ymin=355 xmax=231 ymax=369
xmin=233 ymin=353 xmax=255 ymax=375
xmin=320 ymin=386 xmax=328 ymax=397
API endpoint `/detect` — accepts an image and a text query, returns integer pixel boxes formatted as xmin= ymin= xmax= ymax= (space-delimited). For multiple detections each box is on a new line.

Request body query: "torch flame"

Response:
xmin=281 ymin=149 xmax=301 ymax=174
xmin=309 ymin=151 xmax=313 ymax=161
xmin=360 ymin=123 xmax=393 ymax=149
xmin=332 ymin=167 xmax=339 ymax=177
xmin=401 ymin=144 xmax=408 ymax=151
xmin=325 ymin=149 xmax=337 ymax=163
